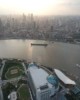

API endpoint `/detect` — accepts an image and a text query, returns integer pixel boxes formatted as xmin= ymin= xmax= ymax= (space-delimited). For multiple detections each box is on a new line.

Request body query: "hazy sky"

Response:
xmin=0 ymin=0 xmax=80 ymax=15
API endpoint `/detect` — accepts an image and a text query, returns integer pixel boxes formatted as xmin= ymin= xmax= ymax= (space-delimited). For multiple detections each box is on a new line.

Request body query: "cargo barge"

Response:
xmin=31 ymin=43 xmax=48 ymax=46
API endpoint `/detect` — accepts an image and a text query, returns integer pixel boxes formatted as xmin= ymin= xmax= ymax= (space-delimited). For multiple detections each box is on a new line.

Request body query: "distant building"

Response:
xmin=50 ymin=26 xmax=53 ymax=32
xmin=8 ymin=91 xmax=17 ymax=100
xmin=27 ymin=63 xmax=59 ymax=100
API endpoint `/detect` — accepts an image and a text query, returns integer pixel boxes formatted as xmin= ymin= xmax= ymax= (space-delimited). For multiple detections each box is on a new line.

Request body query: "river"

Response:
xmin=0 ymin=39 xmax=80 ymax=83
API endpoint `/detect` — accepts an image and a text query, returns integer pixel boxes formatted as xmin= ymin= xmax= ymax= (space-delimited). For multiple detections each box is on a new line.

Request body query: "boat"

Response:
xmin=31 ymin=43 xmax=48 ymax=46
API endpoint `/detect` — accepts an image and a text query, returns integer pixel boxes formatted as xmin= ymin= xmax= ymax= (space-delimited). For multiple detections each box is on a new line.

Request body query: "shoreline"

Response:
xmin=0 ymin=38 xmax=79 ymax=46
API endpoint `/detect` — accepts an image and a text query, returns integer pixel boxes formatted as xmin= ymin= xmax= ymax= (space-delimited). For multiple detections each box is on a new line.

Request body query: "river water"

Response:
xmin=0 ymin=39 xmax=80 ymax=81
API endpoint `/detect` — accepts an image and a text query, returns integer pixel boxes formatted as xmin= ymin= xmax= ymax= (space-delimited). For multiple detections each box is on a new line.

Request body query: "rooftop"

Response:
xmin=8 ymin=91 xmax=17 ymax=100
xmin=28 ymin=65 xmax=49 ymax=89
xmin=70 ymin=86 xmax=80 ymax=95
xmin=54 ymin=69 xmax=76 ymax=85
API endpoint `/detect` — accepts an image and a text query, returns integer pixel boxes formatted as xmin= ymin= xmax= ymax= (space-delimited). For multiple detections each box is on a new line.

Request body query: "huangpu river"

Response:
xmin=0 ymin=39 xmax=80 ymax=83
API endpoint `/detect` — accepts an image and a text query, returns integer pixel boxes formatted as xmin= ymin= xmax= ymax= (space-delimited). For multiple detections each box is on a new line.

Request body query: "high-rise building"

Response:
xmin=27 ymin=63 xmax=59 ymax=100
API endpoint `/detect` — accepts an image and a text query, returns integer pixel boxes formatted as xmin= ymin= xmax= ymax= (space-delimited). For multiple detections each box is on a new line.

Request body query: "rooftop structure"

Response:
xmin=54 ymin=69 xmax=76 ymax=85
xmin=27 ymin=63 xmax=59 ymax=100
xmin=8 ymin=91 xmax=17 ymax=100
xmin=70 ymin=86 xmax=80 ymax=95
xmin=28 ymin=65 xmax=49 ymax=89
xmin=70 ymin=86 xmax=80 ymax=100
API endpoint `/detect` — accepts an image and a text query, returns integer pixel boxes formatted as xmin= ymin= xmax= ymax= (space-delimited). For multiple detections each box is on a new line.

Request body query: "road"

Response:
xmin=0 ymin=86 xmax=3 ymax=100
xmin=22 ymin=62 xmax=27 ymax=75
xmin=0 ymin=60 xmax=6 ymax=77
xmin=0 ymin=78 xmax=3 ymax=100
xmin=0 ymin=60 xmax=5 ymax=100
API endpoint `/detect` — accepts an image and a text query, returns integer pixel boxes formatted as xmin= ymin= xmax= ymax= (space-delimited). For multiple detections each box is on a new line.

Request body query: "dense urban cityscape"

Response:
xmin=0 ymin=0 xmax=80 ymax=100
xmin=0 ymin=14 xmax=80 ymax=43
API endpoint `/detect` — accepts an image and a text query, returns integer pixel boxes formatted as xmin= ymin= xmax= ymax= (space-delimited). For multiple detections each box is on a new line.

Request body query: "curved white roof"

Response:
xmin=28 ymin=64 xmax=53 ymax=89
xmin=54 ymin=69 xmax=76 ymax=85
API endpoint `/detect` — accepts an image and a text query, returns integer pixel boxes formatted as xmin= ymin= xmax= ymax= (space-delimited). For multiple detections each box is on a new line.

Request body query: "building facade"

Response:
xmin=27 ymin=63 xmax=59 ymax=100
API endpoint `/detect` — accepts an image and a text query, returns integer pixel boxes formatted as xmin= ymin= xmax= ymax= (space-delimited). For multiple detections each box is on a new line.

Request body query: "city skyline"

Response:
xmin=0 ymin=0 xmax=80 ymax=16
